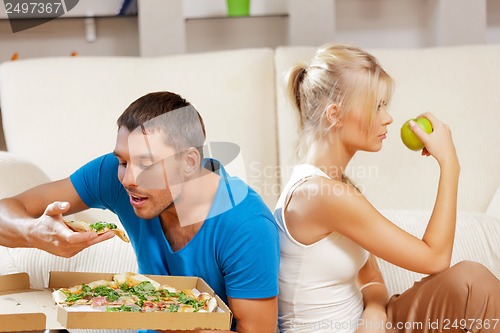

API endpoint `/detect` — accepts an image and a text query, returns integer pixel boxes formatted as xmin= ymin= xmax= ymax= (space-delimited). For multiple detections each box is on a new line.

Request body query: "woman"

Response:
xmin=274 ymin=44 xmax=500 ymax=333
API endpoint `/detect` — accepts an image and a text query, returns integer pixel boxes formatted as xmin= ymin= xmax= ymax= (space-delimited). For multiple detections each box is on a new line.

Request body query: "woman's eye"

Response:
xmin=377 ymin=100 xmax=387 ymax=111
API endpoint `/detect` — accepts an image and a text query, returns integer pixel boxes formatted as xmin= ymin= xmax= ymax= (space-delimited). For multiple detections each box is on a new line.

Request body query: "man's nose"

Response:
xmin=121 ymin=165 xmax=137 ymax=188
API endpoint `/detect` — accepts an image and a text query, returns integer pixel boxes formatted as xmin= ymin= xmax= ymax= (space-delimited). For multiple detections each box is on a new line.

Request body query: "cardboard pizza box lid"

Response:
xmin=0 ymin=273 xmax=62 ymax=332
xmin=49 ymin=271 xmax=233 ymax=330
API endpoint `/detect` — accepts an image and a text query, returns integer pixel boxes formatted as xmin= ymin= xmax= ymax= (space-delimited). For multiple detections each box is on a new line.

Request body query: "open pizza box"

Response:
xmin=0 ymin=271 xmax=233 ymax=331
xmin=0 ymin=272 xmax=60 ymax=332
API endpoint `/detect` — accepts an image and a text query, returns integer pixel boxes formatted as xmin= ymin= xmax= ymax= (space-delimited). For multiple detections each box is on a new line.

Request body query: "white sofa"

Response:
xmin=0 ymin=45 xmax=499 ymax=297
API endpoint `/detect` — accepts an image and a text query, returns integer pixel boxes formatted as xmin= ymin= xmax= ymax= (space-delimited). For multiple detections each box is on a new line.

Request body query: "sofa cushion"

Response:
xmin=275 ymin=45 xmax=500 ymax=212
xmin=0 ymin=48 xmax=279 ymax=208
xmin=378 ymin=210 xmax=500 ymax=295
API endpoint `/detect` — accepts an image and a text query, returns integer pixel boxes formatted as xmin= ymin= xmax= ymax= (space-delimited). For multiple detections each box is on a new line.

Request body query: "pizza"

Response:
xmin=64 ymin=220 xmax=130 ymax=243
xmin=52 ymin=272 xmax=218 ymax=313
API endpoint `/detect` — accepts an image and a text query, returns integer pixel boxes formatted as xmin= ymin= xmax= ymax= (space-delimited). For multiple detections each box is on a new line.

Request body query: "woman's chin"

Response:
xmin=363 ymin=144 xmax=383 ymax=153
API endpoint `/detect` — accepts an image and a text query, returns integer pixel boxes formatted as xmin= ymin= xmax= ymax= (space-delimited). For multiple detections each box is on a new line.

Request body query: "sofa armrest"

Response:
xmin=0 ymin=151 xmax=51 ymax=199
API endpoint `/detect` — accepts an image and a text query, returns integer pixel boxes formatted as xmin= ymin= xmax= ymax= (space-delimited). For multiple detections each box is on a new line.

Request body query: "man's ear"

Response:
xmin=326 ymin=104 xmax=342 ymax=128
xmin=183 ymin=147 xmax=201 ymax=176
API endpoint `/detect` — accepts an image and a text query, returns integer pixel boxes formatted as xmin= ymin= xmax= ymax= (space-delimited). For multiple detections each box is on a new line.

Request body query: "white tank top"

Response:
xmin=274 ymin=164 xmax=369 ymax=333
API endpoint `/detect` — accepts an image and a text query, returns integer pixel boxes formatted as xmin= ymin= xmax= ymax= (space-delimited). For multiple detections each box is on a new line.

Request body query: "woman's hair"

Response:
xmin=117 ymin=91 xmax=206 ymax=158
xmin=286 ymin=43 xmax=394 ymax=161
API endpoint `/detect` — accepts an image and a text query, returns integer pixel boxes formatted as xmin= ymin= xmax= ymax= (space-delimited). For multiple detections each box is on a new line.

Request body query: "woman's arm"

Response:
xmin=287 ymin=113 xmax=459 ymax=274
xmin=355 ymin=255 xmax=388 ymax=333
xmin=413 ymin=114 xmax=460 ymax=270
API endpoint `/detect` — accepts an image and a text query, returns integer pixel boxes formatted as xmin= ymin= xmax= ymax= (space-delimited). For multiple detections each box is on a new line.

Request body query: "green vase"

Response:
xmin=227 ymin=0 xmax=250 ymax=17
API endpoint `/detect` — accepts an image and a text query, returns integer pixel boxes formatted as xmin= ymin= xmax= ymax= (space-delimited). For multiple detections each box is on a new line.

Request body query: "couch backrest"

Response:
xmin=0 ymin=49 xmax=279 ymax=209
xmin=2 ymin=45 xmax=499 ymax=212
xmin=275 ymin=45 xmax=500 ymax=212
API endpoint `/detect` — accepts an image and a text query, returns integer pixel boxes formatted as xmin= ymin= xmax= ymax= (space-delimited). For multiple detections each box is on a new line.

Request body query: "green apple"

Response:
xmin=400 ymin=117 xmax=433 ymax=151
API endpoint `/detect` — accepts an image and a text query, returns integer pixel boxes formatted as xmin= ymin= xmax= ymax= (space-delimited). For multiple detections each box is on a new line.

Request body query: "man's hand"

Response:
xmin=28 ymin=201 xmax=115 ymax=257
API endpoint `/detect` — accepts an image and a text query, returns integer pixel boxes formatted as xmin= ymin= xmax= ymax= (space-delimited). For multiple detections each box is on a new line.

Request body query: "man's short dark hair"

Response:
xmin=117 ymin=91 xmax=206 ymax=158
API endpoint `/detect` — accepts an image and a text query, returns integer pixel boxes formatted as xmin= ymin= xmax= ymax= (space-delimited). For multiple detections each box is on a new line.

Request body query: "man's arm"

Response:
xmin=159 ymin=297 xmax=278 ymax=333
xmin=0 ymin=178 xmax=114 ymax=257
xmin=229 ymin=296 xmax=278 ymax=333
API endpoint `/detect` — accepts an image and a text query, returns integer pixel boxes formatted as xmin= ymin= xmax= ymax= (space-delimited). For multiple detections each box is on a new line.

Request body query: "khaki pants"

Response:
xmin=386 ymin=261 xmax=500 ymax=333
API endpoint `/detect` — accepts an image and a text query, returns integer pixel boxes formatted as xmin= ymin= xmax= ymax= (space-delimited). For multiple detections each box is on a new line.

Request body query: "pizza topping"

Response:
xmin=106 ymin=304 xmax=141 ymax=312
xmin=53 ymin=273 xmax=218 ymax=313
xmin=89 ymin=221 xmax=118 ymax=232
xmin=64 ymin=219 xmax=130 ymax=243
xmin=91 ymin=296 xmax=108 ymax=307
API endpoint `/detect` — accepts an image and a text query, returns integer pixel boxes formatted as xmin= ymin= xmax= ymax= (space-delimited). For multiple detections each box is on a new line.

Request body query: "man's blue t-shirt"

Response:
xmin=69 ymin=153 xmax=279 ymax=309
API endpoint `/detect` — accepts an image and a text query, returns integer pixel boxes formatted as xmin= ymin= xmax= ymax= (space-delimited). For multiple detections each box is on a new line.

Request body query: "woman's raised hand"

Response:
xmin=410 ymin=112 xmax=459 ymax=168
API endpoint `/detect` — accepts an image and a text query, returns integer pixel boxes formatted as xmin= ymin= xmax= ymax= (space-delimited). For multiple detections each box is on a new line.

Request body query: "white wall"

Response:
xmin=335 ymin=0 xmax=429 ymax=48
xmin=187 ymin=16 xmax=287 ymax=53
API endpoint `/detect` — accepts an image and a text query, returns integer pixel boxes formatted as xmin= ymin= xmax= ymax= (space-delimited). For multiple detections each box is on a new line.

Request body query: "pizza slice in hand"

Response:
xmin=64 ymin=220 xmax=130 ymax=243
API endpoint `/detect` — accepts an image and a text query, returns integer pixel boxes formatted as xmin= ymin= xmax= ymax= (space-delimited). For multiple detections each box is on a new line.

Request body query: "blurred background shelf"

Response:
xmin=0 ymin=0 xmax=498 ymax=59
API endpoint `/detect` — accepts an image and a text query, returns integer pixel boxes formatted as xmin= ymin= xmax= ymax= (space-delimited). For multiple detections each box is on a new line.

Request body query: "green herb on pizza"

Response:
xmin=89 ymin=221 xmax=118 ymax=232
xmin=64 ymin=219 xmax=129 ymax=243
xmin=52 ymin=272 xmax=218 ymax=313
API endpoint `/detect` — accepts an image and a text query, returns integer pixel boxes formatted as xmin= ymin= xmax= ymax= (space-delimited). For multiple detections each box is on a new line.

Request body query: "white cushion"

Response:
xmin=378 ymin=210 xmax=500 ymax=295
xmin=275 ymin=45 xmax=500 ymax=212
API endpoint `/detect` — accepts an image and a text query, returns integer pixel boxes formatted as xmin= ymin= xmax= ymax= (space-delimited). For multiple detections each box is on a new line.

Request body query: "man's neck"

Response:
xmin=159 ymin=168 xmax=220 ymax=252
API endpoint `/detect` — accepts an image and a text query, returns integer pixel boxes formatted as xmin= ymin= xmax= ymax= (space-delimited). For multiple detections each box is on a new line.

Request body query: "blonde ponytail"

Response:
xmin=285 ymin=43 xmax=394 ymax=162
xmin=286 ymin=64 xmax=308 ymax=129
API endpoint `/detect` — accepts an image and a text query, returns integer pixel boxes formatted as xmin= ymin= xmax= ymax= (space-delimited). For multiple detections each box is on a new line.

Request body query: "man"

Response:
xmin=0 ymin=91 xmax=279 ymax=333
